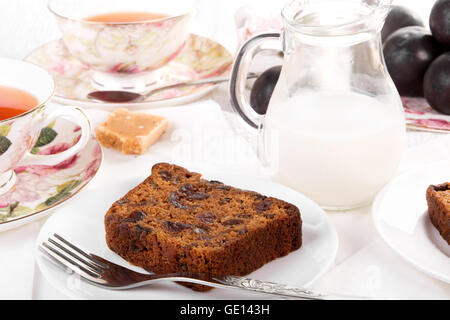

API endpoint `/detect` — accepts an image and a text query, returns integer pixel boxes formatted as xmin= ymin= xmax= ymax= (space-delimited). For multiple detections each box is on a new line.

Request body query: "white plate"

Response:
xmin=35 ymin=174 xmax=338 ymax=299
xmin=373 ymin=161 xmax=450 ymax=284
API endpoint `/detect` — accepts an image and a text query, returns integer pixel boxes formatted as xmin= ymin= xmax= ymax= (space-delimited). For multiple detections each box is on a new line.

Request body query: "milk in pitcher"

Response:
xmin=265 ymin=90 xmax=405 ymax=209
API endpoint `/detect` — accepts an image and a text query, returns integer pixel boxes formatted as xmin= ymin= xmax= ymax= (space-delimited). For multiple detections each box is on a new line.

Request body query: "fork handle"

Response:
xmin=214 ymin=276 xmax=365 ymax=300
xmin=144 ymin=274 xmax=367 ymax=300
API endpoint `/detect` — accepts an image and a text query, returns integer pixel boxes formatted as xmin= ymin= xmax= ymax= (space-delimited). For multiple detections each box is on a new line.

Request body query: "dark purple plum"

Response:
xmin=423 ymin=53 xmax=450 ymax=115
xmin=430 ymin=0 xmax=450 ymax=47
xmin=383 ymin=26 xmax=443 ymax=97
xmin=381 ymin=5 xmax=424 ymax=43
xmin=250 ymin=65 xmax=281 ymax=115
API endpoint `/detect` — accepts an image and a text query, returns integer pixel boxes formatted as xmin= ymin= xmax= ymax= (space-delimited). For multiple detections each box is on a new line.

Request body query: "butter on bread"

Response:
xmin=95 ymin=108 xmax=169 ymax=155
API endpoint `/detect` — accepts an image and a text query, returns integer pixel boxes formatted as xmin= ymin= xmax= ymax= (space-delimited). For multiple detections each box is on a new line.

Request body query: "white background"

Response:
xmin=0 ymin=0 xmax=436 ymax=58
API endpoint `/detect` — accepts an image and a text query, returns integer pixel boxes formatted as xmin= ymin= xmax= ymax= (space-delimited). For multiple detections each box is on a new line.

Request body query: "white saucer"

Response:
xmin=35 ymin=174 xmax=338 ymax=299
xmin=373 ymin=161 xmax=450 ymax=284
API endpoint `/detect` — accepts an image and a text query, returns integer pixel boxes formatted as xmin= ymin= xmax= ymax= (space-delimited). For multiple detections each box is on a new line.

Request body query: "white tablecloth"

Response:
xmin=0 ymin=0 xmax=449 ymax=300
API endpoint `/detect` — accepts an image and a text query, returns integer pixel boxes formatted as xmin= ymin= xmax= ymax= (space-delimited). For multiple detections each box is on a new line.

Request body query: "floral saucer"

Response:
xmin=24 ymin=34 xmax=233 ymax=110
xmin=403 ymin=97 xmax=450 ymax=133
xmin=0 ymin=117 xmax=102 ymax=233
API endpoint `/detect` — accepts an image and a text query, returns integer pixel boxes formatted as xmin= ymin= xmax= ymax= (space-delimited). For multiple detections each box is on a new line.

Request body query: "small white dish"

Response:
xmin=35 ymin=174 xmax=338 ymax=299
xmin=373 ymin=161 xmax=450 ymax=284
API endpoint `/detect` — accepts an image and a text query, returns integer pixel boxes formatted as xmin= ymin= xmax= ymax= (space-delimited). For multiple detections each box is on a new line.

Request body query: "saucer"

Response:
xmin=25 ymin=34 xmax=233 ymax=110
xmin=0 ymin=116 xmax=102 ymax=233
xmin=403 ymin=97 xmax=450 ymax=133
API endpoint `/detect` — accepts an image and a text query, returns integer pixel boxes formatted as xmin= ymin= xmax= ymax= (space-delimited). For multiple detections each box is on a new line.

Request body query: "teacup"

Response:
xmin=48 ymin=0 xmax=194 ymax=92
xmin=0 ymin=58 xmax=92 ymax=195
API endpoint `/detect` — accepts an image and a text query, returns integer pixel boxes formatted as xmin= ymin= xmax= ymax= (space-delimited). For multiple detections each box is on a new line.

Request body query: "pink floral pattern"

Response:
xmin=109 ymin=63 xmax=140 ymax=74
xmin=402 ymin=97 xmax=450 ymax=132
xmin=83 ymin=144 xmax=102 ymax=181
xmin=0 ymin=174 xmax=51 ymax=207
xmin=55 ymin=13 xmax=192 ymax=73
xmin=24 ymin=35 xmax=233 ymax=106
xmin=15 ymin=143 xmax=80 ymax=176
xmin=0 ymin=119 xmax=102 ymax=224
xmin=413 ymin=119 xmax=450 ymax=130
xmin=236 ymin=11 xmax=283 ymax=44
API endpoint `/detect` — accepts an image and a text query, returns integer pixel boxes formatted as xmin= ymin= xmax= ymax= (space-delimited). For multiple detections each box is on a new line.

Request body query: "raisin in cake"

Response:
xmin=426 ymin=183 xmax=450 ymax=245
xmin=105 ymin=163 xmax=302 ymax=291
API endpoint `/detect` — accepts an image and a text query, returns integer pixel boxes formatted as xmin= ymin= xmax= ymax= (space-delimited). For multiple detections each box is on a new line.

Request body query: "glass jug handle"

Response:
xmin=228 ymin=33 xmax=281 ymax=169
xmin=229 ymin=32 xmax=281 ymax=131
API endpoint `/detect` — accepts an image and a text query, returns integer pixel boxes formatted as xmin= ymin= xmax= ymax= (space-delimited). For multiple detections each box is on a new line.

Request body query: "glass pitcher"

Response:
xmin=229 ymin=0 xmax=406 ymax=210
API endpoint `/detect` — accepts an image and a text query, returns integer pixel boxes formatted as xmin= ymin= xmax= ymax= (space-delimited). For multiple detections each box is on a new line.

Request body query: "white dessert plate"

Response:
xmin=35 ymin=174 xmax=338 ymax=299
xmin=0 ymin=117 xmax=102 ymax=233
xmin=373 ymin=160 xmax=450 ymax=284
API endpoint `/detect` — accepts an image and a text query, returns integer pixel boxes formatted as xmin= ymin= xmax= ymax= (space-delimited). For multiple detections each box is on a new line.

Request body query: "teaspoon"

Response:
xmin=87 ymin=74 xmax=259 ymax=104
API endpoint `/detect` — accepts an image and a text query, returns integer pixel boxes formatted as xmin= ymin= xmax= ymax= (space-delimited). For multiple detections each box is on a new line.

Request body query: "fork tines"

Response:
xmin=39 ymin=233 xmax=107 ymax=283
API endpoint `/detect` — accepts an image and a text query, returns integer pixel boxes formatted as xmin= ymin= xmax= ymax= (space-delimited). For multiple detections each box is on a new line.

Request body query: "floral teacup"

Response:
xmin=48 ymin=0 xmax=193 ymax=92
xmin=0 ymin=58 xmax=92 ymax=195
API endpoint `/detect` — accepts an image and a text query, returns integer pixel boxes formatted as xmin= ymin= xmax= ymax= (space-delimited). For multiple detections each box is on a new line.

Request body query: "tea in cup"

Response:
xmin=0 ymin=58 xmax=92 ymax=195
xmin=48 ymin=0 xmax=194 ymax=92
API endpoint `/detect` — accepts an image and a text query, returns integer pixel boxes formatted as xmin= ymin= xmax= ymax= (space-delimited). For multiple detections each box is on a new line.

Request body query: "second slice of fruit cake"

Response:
xmin=105 ymin=163 xmax=302 ymax=291
xmin=426 ymin=183 xmax=450 ymax=245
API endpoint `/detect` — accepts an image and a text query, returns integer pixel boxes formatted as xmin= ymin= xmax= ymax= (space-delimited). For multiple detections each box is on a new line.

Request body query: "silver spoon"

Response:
xmin=87 ymin=74 xmax=259 ymax=103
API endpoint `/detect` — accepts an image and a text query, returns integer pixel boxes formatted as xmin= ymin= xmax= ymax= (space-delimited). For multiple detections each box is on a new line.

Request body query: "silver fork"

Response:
xmin=38 ymin=233 xmax=364 ymax=300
